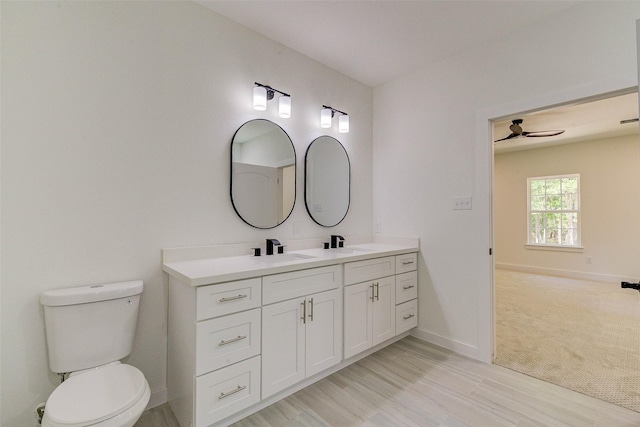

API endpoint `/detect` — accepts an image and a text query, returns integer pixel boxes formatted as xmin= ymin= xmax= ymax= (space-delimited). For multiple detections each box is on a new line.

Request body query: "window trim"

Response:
xmin=527 ymin=173 xmax=581 ymax=247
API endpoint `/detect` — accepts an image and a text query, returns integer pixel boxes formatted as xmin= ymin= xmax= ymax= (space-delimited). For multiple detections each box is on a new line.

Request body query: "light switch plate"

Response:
xmin=452 ymin=197 xmax=472 ymax=210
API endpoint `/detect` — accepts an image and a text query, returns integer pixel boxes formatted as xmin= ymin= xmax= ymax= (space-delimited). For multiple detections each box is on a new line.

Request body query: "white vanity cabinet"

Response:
xmin=343 ymin=257 xmax=397 ymax=359
xmin=163 ymin=239 xmax=419 ymax=427
xmin=261 ymin=266 xmax=342 ymax=398
xmin=168 ymin=277 xmax=262 ymax=427
xmin=343 ymin=254 xmax=418 ymax=359
xmin=394 ymin=253 xmax=418 ymax=334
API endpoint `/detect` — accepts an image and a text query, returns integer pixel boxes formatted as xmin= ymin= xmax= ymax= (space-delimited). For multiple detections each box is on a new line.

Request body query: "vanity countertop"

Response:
xmin=163 ymin=238 xmax=419 ymax=286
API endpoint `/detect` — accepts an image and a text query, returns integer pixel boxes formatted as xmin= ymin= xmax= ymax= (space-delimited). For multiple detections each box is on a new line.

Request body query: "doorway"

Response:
xmin=491 ymin=90 xmax=640 ymax=411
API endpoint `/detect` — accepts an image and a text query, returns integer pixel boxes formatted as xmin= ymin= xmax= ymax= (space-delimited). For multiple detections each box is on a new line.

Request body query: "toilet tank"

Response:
xmin=40 ymin=280 xmax=143 ymax=373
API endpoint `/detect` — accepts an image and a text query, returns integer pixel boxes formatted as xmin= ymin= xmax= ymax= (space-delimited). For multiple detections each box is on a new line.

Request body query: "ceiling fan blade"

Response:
xmin=494 ymin=133 xmax=518 ymax=142
xmin=522 ymin=130 xmax=565 ymax=138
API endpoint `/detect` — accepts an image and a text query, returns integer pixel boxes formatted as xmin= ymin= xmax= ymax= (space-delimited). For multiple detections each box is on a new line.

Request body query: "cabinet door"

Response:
xmin=372 ymin=276 xmax=396 ymax=346
xmin=261 ymin=298 xmax=305 ymax=398
xmin=306 ymin=289 xmax=342 ymax=377
xmin=344 ymin=281 xmax=374 ymax=359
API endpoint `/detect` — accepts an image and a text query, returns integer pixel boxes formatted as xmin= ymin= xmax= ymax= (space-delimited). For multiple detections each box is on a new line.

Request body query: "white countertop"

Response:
xmin=163 ymin=238 xmax=419 ymax=286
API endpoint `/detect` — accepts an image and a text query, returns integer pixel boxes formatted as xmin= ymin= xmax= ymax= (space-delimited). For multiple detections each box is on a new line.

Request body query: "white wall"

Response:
xmin=374 ymin=2 xmax=640 ymax=360
xmin=0 ymin=2 xmax=372 ymax=425
xmin=495 ymin=135 xmax=640 ymax=281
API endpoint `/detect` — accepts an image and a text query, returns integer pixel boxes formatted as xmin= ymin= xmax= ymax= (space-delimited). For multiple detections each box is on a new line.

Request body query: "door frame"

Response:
xmin=474 ymin=77 xmax=638 ymax=364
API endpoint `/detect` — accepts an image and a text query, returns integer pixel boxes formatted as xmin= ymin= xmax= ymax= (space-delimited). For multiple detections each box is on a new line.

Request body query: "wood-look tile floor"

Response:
xmin=137 ymin=336 xmax=640 ymax=427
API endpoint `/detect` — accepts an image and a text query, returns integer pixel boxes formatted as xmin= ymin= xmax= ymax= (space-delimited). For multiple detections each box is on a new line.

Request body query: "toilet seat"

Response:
xmin=44 ymin=363 xmax=149 ymax=427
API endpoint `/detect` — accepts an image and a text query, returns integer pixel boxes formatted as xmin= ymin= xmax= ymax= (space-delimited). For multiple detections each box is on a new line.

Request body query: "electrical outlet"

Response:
xmin=452 ymin=197 xmax=472 ymax=210
xmin=586 ymin=256 xmax=592 ymax=264
xmin=374 ymin=222 xmax=382 ymax=233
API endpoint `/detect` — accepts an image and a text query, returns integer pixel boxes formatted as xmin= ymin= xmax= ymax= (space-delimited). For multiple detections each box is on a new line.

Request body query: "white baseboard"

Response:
xmin=411 ymin=328 xmax=479 ymax=360
xmin=496 ymin=263 xmax=634 ymax=283
xmin=146 ymin=388 xmax=167 ymax=410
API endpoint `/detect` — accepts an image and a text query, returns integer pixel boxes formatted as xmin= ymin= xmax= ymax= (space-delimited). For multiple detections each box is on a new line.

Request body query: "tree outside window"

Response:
xmin=528 ymin=174 xmax=580 ymax=246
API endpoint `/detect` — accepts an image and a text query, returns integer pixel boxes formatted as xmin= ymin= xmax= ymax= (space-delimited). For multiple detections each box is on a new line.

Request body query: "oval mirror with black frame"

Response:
xmin=305 ymin=136 xmax=350 ymax=227
xmin=231 ymin=119 xmax=296 ymax=229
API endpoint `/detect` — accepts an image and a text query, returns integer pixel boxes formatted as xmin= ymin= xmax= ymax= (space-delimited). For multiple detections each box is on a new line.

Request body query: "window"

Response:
xmin=528 ymin=174 xmax=580 ymax=247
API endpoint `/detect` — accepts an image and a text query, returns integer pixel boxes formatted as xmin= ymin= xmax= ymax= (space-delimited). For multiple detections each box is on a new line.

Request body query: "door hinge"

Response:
xmin=489 ymin=248 xmax=493 ymax=255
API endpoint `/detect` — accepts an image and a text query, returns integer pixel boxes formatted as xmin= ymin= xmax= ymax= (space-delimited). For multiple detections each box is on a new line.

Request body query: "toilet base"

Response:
xmin=42 ymin=382 xmax=150 ymax=427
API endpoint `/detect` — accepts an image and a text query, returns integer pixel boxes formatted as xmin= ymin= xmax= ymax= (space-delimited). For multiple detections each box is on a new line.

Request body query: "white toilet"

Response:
xmin=40 ymin=280 xmax=150 ymax=427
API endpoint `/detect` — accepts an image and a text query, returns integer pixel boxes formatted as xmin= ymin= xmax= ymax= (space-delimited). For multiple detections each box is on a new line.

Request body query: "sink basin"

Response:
xmin=328 ymin=247 xmax=372 ymax=254
xmin=256 ymin=253 xmax=317 ymax=263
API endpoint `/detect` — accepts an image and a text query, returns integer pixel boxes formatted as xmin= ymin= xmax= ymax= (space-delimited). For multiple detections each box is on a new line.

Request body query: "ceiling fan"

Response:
xmin=494 ymin=119 xmax=565 ymax=142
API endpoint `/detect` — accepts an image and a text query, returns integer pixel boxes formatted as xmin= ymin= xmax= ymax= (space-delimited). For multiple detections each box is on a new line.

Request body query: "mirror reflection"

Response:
xmin=305 ymin=136 xmax=350 ymax=227
xmin=231 ymin=119 xmax=296 ymax=229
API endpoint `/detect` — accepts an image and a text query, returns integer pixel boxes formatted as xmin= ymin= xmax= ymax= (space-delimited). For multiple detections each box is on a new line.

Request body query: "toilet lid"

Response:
xmin=45 ymin=364 xmax=148 ymax=426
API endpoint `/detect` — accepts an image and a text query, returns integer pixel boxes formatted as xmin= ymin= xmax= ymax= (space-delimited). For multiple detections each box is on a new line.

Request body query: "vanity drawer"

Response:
xmin=344 ymin=256 xmax=395 ymax=285
xmin=195 ymin=356 xmax=261 ymax=427
xmin=396 ymin=299 xmax=418 ymax=335
xmin=395 ymin=271 xmax=417 ymax=305
xmin=196 ymin=308 xmax=261 ymax=375
xmin=395 ymin=253 xmax=417 ymax=274
xmin=196 ymin=278 xmax=261 ymax=320
xmin=262 ymin=265 xmax=341 ymax=305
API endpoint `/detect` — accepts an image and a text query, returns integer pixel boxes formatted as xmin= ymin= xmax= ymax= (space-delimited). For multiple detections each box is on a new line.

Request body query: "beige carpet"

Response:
xmin=494 ymin=269 xmax=640 ymax=412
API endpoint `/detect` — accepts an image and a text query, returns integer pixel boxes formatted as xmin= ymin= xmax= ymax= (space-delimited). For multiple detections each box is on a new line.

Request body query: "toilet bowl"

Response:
xmin=42 ymin=363 xmax=150 ymax=427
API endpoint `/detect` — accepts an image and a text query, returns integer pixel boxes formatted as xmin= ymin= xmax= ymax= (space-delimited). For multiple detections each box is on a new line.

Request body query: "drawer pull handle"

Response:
xmin=403 ymin=285 xmax=415 ymax=290
xmin=218 ymin=385 xmax=246 ymax=400
xmin=308 ymin=298 xmax=314 ymax=321
xmin=370 ymin=284 xmax=375 ymax=302
xmin=375 ymin=282 xmax=380 ymax=301
xmin=219 ymin=294 xmax=248 ymax=303
xmin=403 ymin=314 xmax=415 ymax=320
xmin=219 ymin=335 xmax=247 ymax=346
xmin=301 ymin=300 xmax=306 ymax=324
xmin=402 ymin=261 xmax=414 ymax=265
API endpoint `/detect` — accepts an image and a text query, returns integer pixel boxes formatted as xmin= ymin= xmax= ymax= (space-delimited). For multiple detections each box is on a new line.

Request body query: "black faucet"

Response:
xmin=266 ymin=238 xmax=281 ymax=255
xmin=330 ymin=235 xmax=344 ymax=249
xmin=621 ymin=280 xmax=640 ymax=292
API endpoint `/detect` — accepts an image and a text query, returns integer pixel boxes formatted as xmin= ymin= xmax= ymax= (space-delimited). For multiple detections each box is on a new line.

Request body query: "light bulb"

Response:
xmin=253 ymin=86 xmax=267 ymax=111
xmin=279 ymin=96 xmax=291 ymax=118
xmin=338 ymin=114 xmax=349 ymax=133
xmin=321 ymin=108 xmax=333 ymax=128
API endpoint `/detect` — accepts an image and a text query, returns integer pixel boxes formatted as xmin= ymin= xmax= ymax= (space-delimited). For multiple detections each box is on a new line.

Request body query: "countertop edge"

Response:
xmin=163 ymin=244 xmax=419 ymax=287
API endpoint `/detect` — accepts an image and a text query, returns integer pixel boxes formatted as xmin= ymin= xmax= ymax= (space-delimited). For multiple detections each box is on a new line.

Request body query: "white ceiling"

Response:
xmin=197 ymin=1 xmax=639 ymax=149
xmin=196 ymin=0 xmax=582 ymax=88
